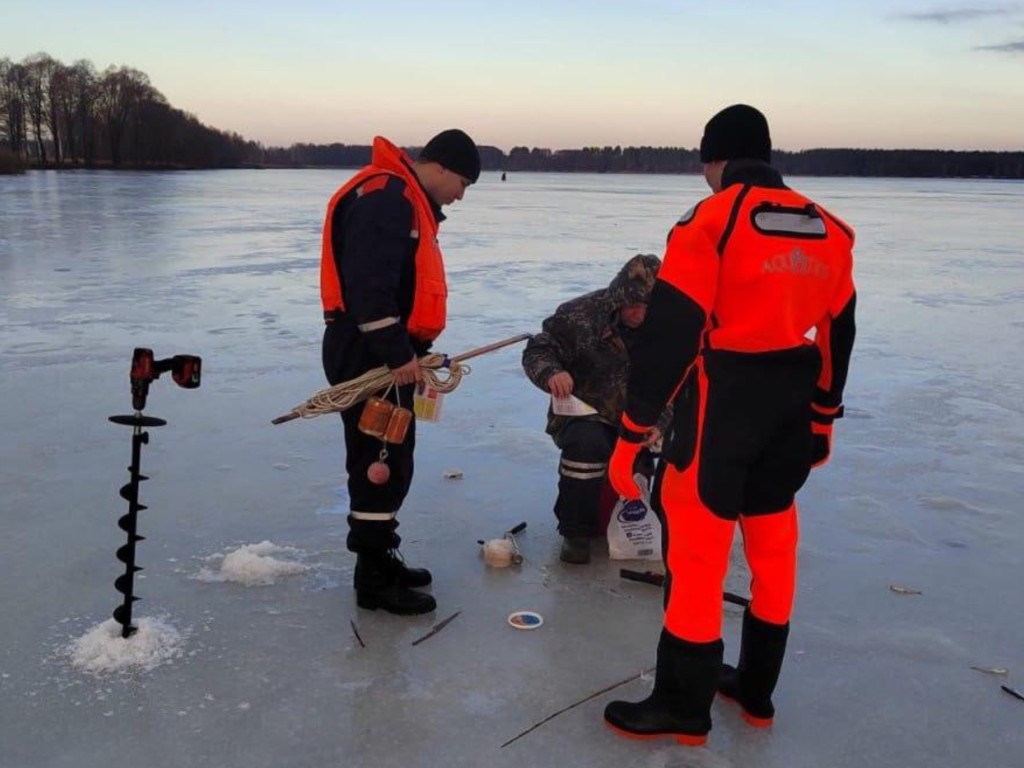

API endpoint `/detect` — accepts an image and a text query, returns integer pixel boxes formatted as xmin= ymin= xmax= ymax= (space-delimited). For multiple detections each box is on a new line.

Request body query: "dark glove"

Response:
xmin=609 ymin=414 xmax=650 ymax=500
xmin=810 ymin=402 xmax=843 ymax=468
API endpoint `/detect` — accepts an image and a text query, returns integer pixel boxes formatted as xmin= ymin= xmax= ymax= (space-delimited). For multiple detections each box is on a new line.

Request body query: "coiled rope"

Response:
xmin=272 ymin=333 xmax=530 ymax=425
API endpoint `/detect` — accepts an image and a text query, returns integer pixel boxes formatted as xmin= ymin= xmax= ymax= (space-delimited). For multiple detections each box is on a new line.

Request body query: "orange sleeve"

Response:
xmin=657 ymin=192 xmax=733 ymax=315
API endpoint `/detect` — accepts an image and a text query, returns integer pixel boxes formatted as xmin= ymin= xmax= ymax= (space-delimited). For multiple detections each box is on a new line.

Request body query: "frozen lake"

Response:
xmin=1 ymin=169 xmax=1022 ymax=767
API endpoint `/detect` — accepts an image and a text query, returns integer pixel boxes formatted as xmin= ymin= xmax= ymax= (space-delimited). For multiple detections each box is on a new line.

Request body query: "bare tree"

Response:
xmin=68 ymin=60 xmax=98 ymax=165
xmin=0 ymin=57 xmax=10 ymax=148
xmin=96 ymin=65 xmax=153 ymax=166
xmin=46 ymin=59 xmax=72 ymax=165
xmin=23 ymin=53 xmax=60 ymax=165
xmin=130 ymin=86 xmax=166 ymax=165
xmin=0 ymin=58 xmax=29 ymax=157
xmin=53 ymin=60 xmax=97 ymax=165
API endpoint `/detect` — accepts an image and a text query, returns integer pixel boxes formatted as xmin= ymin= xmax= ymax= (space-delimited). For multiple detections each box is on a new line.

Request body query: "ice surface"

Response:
xmin=1 ymin=170 xmax=1022 ymax=767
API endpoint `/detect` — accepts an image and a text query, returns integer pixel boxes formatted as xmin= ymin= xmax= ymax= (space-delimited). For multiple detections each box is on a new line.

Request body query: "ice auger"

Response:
xmin=107 ymin=348 xmax=201 ymax=638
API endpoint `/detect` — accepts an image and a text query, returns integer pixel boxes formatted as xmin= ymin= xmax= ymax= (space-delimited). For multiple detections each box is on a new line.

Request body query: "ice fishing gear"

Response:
xmin=357 ymin=396 xmax=413 ymax=444
xmin=1002 ymin=685 xmax=1024 ymax=702
xmin=129 ymin=347 xmax=201 ymax=411
xmin=619 ymin=569 xmax=750 ymax=608
xmin=271 ymin=333 xmax=531 ymax=425
xmin=478 ymin=521 xmax=527 ymax=567
xmin=500 ymin=665 xmax=655 ymax=748
xmin=357 ymin=383 xmax=415 ymax=485
xmin=411 ymin=610 xmax=462 ymax=646
xmin=108 ymin=347 xmax=202 ymax=639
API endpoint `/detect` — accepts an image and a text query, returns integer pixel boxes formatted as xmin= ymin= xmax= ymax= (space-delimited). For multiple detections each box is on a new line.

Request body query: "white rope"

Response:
xmin=286 ymin=354 xmax=470 ymax=421
xmin=271 ymin=333 xmax=530 ymax=425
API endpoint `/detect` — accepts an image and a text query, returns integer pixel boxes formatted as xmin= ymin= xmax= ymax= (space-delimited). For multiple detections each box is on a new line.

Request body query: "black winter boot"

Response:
xmin=380 ymin=549 xmax=432 ymax=588
xmin=354 ymin=552 xmax=436 ymax=616
xmin=718 ymin=609 xmax=789 ymax=727
xmin=560 ymin=536 xmax=591 ymax=564
xmin=604 ymin=630 xmax=723 ymax=746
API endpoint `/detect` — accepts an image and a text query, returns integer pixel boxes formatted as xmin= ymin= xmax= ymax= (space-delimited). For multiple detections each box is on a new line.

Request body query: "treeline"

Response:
xmin=266 ymin=143 xmax=1024 ymax=179
xmin=0 ymin=52 xmax=257 ymax=169
xmin=258 ymin=143 xmax=510 ymax=171
xmin=4 ymin=53 xmax=1023 ymax=178
xmin=775 ymin=148 xmax=1024 ymax=179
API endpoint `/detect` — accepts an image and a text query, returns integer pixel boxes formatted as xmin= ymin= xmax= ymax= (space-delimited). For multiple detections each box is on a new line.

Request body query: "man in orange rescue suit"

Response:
xmin=321 ymin=129 xmax=480 ymax=616
xmin=603 ymin=104 xmax=856 ymax=745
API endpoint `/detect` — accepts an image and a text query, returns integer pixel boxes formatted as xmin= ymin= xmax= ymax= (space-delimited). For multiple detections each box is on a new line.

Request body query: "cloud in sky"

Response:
xmin=896 ymin=5 xmax=1024 ymax=57
xmin=896 ymin=5 xmax=1019 ymax=23
xmin=975 ymin=38 xmax=1024 ymax=50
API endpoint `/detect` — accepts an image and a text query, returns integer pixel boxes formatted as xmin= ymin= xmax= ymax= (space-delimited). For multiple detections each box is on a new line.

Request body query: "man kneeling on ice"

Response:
xmin=522 ymin=254 xmax=668 ymax=564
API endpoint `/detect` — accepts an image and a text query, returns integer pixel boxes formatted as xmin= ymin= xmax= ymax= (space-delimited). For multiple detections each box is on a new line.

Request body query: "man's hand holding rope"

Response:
xmin=390 ymin=356 xmax=424 ymax=386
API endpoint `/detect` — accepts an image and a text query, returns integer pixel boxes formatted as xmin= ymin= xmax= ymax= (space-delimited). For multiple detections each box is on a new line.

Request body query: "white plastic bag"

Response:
xmin=606 ymin=476 xmax=662 ymax=561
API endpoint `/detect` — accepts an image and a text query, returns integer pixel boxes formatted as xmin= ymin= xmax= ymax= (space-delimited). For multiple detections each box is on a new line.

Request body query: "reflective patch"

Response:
xmin=752 ymin=208 xmax=827 ymax=237
xmin=559 ymin=468 xmax=607 ymax=480
xmin=358 ymin=316 xmax=399 ymax=333
xmin=676 ymin=205 xmax=697 ymax=226
xmin=350 ymin=510 xmax=398 ymax=521
xmin=560 ymin=459 xmax=608 ymax=471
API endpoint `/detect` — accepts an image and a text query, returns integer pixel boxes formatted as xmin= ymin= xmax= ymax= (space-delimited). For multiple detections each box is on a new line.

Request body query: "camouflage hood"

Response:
xmin=607 ymin=253 xmax=661 ymax=307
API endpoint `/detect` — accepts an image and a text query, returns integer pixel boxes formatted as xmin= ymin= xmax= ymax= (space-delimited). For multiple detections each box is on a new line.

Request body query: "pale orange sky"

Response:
xmin=4 ymin=1 xmax=1023 ymax=151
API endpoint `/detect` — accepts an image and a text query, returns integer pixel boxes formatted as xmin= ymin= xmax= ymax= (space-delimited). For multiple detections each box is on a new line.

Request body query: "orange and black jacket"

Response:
xmin=320 ymin=137 xmax=447 ymax=385
xmin=625 ymin=160 xmax=856 ymax=435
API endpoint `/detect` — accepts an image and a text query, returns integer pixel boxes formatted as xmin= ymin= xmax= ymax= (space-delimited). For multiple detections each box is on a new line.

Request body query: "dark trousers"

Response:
xmin=553 ymin=420 xmax=617 ymax=538
xmin=341 ymin=383 xmax=417 ymax=554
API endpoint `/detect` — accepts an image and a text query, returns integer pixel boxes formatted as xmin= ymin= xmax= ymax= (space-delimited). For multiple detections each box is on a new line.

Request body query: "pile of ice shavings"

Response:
xmin=195 ymin=541 xmax=310 ymax=586
xmin=66 ymin=617 xmax=187 ymax=675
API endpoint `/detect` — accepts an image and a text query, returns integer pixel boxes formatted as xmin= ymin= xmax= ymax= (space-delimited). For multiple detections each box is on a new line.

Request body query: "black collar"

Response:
xmin=427 ymin=194 xmax=445 ymax=224
xmin=722 ymin=159 xmax=787 ymax=190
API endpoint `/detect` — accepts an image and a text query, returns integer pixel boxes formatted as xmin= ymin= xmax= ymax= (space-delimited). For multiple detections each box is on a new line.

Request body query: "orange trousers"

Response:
xmin=656 ymin=353 xmax=812 ymax=642
xmin=659 ymin=461 xmax=798 ymax=642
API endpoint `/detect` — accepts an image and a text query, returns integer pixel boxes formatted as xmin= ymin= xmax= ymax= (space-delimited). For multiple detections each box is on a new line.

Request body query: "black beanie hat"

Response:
xmin=699 ymin=104 xmax=772 ymax=164
xmin=419 ymin=129 xmax=481 ymax=183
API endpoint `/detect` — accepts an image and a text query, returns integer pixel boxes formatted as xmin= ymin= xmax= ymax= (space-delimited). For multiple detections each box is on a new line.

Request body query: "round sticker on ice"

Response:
xmin=507 ymin=611 xmax=544 ymax=630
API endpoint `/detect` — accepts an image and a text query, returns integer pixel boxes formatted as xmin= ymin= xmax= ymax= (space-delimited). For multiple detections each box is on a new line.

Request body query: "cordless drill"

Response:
xmin=130 ymin=347 xmax=202 ymax=411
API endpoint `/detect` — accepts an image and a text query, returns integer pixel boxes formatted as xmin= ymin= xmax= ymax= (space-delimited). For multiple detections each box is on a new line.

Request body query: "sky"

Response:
xmin=2 ymin=0 xmax=1023 ymax=152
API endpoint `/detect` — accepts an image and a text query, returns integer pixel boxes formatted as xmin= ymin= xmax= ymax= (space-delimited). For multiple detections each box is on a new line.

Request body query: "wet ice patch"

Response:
xmin=917 ymin=495 xmax=993 ymax=517
xmin=316 ymin=485 xmax=350 ymax=516
xmin=66 ymin=617 xmax=187 ymax=675
xmin=195 ymin=541 xmax=310 ymax=586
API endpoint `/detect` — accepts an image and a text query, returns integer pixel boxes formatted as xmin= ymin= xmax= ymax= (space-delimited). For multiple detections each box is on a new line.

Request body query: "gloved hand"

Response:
xmin=810 ymin=402 xmax=843 ymax=468
xmin=609 ymin=414 xmax=650 ymax=500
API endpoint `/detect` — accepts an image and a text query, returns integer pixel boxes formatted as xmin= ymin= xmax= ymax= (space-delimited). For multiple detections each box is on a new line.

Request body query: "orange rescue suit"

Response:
xmin=320 ymin=136 xmax=448 ymax=342
xmin=626 ymin=163 xmax=856 ymax=644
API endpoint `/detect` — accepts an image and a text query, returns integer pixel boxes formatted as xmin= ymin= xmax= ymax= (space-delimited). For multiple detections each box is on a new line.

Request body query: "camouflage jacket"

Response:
xmin=522 ymin=254 xmax=670 ymax=438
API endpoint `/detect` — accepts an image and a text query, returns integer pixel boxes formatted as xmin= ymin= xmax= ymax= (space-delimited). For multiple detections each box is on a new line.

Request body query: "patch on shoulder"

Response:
xmin=675 ymin=204 xmax=698 ymax=226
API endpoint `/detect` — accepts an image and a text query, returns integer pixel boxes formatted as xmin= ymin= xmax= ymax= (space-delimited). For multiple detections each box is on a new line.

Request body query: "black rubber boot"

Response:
xmin=604 ymin=630 xmax=723 ymax=746
xmin=718 ymin=609 xmax=789 ymax=727
xmin=560 ymin=536 xmax=591 ymax=564
xmin=354 ymin=553 xmax=436 ymax=616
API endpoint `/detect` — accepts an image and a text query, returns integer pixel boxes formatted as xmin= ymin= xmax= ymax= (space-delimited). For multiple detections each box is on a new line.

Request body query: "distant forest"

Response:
xmin=2 ymin=53 xmax=1023 ymax=179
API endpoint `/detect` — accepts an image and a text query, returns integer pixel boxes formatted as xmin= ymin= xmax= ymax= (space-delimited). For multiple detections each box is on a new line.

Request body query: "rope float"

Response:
xmin=271 ymin=333 xmax=531 ymax=425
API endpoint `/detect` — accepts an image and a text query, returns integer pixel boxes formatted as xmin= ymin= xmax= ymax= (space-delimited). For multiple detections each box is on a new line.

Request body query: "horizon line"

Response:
xmin=261 ymin=141 xmax=1024 ymax=155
